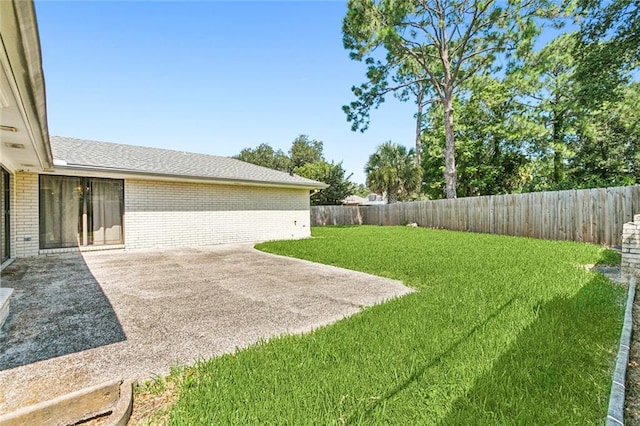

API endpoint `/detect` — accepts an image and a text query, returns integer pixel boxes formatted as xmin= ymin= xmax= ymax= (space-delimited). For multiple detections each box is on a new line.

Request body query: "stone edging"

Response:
xmin=0 ymin=378 xmax=133 ymax=426
xmin=108 ymin=378 xmax=134 ymax=426
xmin=607 ymin=276 xmax=637 ymax=426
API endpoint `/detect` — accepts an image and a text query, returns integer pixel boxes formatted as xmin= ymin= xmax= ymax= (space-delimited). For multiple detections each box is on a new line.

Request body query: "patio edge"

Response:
xmin=0 ymin=378 xmax=133 ymax=426
xmin=0 ymin=287 xmax=13 ymax=329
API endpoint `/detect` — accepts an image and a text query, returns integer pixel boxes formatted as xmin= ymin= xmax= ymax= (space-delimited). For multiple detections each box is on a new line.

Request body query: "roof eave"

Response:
xmin=0 ymin=0 xmax=51 ymax=169
xmin=48 ymin=164 xmax=329 ymax=190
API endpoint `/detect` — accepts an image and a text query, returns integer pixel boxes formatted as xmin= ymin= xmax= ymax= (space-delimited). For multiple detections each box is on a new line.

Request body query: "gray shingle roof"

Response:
xmin=50 ymin=136 xmax=327 ymax=188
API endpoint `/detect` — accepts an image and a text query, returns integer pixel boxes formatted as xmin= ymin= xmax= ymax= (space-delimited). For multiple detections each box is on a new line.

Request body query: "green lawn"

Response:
xmin=168 ymin=226 xmax=625 ymax=425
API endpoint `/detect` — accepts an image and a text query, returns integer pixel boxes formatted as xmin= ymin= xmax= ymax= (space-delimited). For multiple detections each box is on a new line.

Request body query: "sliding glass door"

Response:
xmin=39 ymin=175 xmax=124 ymax=249
xmin=89 ymin=179 xmax=125 ymax=245
xmin=39 ymin=175 xmax=82 ymax=248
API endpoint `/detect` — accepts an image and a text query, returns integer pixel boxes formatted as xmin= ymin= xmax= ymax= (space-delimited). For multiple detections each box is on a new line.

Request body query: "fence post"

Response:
xmin=310 ymin=185 xmax=638 ymax=246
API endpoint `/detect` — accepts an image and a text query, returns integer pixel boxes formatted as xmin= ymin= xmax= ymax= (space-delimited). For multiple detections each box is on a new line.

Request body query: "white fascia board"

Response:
xmin=0 ymin=1 xmax=51 ymax=169
xmin=43 ymin=165 xmax=328 ymax=190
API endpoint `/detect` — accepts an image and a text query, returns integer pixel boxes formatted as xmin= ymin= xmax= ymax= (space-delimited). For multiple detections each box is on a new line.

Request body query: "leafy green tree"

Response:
xmin=567 ymin=83 xmax=640 ymax=187
xmin=343 ymin=0 xmax=555 ymax=198
xmin=235 ymin=136 xmax=357 ymax=205
xmin=575 ymin=0 xmax=639 ymax=106
xmin=579 ymin=0 xmax=639 ymax=58
xmin=353 ymin=183 xmax=370 ymax=197
xmin=504 ymin=31 xmax=640 ymax=192
xmin=365 ymin=142 xmax=421 ymax=203
xmin=289 ymin=135 xmax=324 ymax=168
xmin=234 ymin=143 xmax=291 ymax=172
xmin=421 ymin=77 xmax=532 ymax=198
xmin=516 ymin=33 xmax=583 ymax=188
xmin=295 ymin=161 xmax=355 ymax=206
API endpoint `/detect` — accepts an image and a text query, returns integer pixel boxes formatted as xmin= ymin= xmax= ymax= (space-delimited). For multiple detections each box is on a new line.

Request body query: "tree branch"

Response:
xmin=451 ymin=0 xmax=494 ymax=81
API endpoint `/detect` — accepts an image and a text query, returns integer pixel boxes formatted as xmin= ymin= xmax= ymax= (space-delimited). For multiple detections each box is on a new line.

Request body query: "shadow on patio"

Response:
xmin=0 ymin=253 xmax=125 ymax=371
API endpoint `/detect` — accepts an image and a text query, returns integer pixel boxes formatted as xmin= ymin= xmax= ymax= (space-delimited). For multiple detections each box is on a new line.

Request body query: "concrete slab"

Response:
xmin=0 ymin=244 xmax=411 ymax=414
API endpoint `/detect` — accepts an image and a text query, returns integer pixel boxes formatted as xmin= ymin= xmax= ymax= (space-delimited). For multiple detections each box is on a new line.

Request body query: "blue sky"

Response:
xmin=35 ymin=1 xmax=418 ymax=184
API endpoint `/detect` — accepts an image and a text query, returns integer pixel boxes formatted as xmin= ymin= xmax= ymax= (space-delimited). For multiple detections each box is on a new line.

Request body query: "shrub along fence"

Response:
xmin=311 ymin=185 xmax=640 ymax=247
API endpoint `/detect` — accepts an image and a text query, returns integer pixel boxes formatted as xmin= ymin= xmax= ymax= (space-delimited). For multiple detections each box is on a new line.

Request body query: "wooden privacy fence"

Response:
xmin=311 ymin=185 xmax=640 ymax=247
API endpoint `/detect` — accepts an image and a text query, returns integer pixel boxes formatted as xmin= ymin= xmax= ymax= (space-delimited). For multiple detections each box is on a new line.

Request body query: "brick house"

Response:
xmin=35 ymin=136 xmax=325 ymax=255
xmin=0 ymin=0 xmax=326 ymax=265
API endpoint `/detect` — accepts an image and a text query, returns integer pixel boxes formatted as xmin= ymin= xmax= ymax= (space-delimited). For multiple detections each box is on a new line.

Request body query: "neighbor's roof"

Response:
xmin=50 ymin=136 xmax=328 ymax=189
xmin=342 ymin=195 xmax=368 ymax=205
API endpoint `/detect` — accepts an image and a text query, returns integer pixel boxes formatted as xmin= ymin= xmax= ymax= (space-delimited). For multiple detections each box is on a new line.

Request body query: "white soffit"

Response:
xmin=0 ymin=57 xmax=42 ymax=172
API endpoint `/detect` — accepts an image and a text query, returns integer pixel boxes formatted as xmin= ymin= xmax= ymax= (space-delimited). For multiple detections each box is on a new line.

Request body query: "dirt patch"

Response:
xmin=127 ymin=372 xmax=188 ymax=426
xmin=129 ymin=390 xmax=174 ymax=425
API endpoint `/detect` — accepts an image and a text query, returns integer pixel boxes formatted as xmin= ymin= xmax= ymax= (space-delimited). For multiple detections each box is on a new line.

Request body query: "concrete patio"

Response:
xmin=0 ymin=244 xmax=411 ymax=414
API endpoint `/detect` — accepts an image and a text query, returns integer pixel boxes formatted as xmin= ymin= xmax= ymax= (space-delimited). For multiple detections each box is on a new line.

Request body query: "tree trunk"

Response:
xmin=553 ymin=149 xmax=564 ymax=184
xmin=415 ymin=89 xmax=423 ymax=167
xmin=386 ymin=187 xmax=398 ymax=204
xmin=443 ymin=91 xmax=457 ymax=198
xmin=552 ymin=110 xmax=565 ymax=184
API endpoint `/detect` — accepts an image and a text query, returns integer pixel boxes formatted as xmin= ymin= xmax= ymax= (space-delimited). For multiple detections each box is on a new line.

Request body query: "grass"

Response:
xmin=597 ymin=248 xmax=622 ymax=266
xmin=168 ymin=226 xmax=625 ymax=425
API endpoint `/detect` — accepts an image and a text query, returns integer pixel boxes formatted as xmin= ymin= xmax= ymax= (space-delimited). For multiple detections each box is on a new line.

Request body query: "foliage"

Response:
xmin=294 ymin=161 xmax=356 ymax=206
xmin=353 ymin=183 xmax=370 ymax=197
xmin=289 ymin=135 xmax=325 ymax=168
xmin=521 ymin=79 xmax=640 ymax=192
xmin=416 ymin=30 xmax=639 ymax=196
xmin=235 ymin=136 xmax=356 ymax=205
xmin=343 ymin=0 xmax=556 ymax=198
xmin=233 ymin=143 xmax=291 ymax=172
xmin=575 ymin=0 xmax=639 ymax=106
xmin=169 ymin=226 xmax=624 ymax=425
xmin=579 ymin=0 xmax=639 ymax=59
xmin=365 ymin=142 xmax=421 ymax=203
xmin=567 ymin=83 xmax=640 ymax=187
xmin=421 ymin=77 xmax=533 ymax=198
xmin=515 ymin=33 xmax=583 ymax=189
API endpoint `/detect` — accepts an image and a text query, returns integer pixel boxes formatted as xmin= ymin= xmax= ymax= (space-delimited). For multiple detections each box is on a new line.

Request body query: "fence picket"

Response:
xmin=310 ymin=185 xmax=640 ymax=246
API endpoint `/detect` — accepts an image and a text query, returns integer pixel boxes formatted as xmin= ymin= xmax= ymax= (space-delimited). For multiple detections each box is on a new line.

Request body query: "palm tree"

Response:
xmin=365 ymin=142 xmax=422 ymax=203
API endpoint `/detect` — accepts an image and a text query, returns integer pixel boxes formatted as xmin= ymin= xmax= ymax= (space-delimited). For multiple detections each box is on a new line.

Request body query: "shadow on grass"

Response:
xmin=436 ymin=275 xmax=624 ymax=425
xmin=0 ymin=253 xmax=125 ymax=370
xmin=350 ymin=296 xmax=518 ymax=424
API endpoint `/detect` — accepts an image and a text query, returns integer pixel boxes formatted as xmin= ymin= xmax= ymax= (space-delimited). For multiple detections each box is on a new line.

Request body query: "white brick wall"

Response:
xmin=13 ymin=172 xmax=39 ymax=257
xmin=124 ymin=179 xmax=311 ymax=249
xmin=7 ymin=174 xmax=312 ymax=257
xmin=622 ymin=214 xmax=640 ymax=277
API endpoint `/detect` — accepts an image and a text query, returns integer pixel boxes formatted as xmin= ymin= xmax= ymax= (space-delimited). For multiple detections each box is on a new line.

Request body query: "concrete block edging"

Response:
xmin=0 ymin=378 xmax=134 ymax=426
xmin=607 ymin=276 xmax=637 ymax=426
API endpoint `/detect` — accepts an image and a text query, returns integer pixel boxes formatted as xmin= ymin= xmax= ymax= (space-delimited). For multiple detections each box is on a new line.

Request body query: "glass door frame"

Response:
xmin=1 ymin=167 xmax=10 ymax=263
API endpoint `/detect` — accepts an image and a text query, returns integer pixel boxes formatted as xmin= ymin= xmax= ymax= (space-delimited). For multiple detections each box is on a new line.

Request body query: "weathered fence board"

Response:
xmin=310 ymin=185 xmax=640 ymax=246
